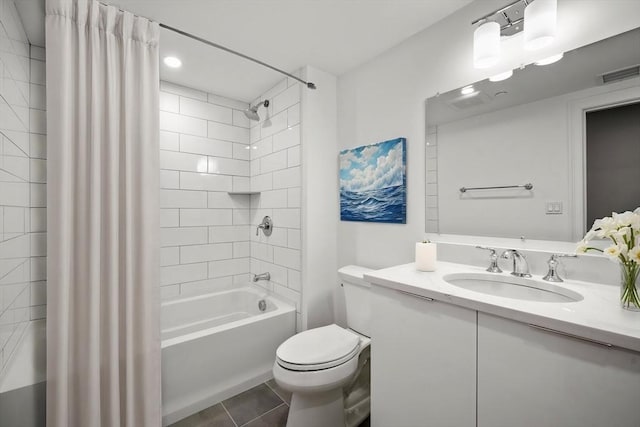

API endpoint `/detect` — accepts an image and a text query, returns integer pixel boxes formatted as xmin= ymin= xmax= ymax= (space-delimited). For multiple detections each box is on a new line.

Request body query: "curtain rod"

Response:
xmin=98 ymin=2 xmax=317 ymax=90
xmin=159 ymin=23 xmax=316 ymax=90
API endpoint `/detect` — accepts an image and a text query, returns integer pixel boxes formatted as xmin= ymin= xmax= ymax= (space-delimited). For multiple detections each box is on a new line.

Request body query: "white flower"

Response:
xmin=630 ymin=246 xmax=640 ymax=264
xmin=595 ymin=216 xmax=617 ymax=238
xmin=583 ymin=230 xmax=597 ymax=243
xmin=629 ymin=212 xmax=640 ymax=231
xmin=614 ymin=226 xmax=631 ymax=242
xmin=576 ymin=242 xmax=589 ymax=253
xmin=603 ymin=244 xmax=622 ymax=261
xmin=613 ymin=211 xmax=637 ymax=228
xmin=619 ymin=243 xmax=629 ymax=257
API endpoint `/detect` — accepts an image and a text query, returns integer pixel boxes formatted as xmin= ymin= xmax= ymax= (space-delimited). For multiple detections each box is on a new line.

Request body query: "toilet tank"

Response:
xmin=338 ymin=265 xmax=374 ymax=337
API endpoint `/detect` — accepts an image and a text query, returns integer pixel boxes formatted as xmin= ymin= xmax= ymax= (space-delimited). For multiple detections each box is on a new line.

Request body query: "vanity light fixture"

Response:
xmin=163 ymin=56 xmax=182 ymax=68
xmin=489 ymin=70 xmax=514 ymax=82
xmin=472 ymin=0 xmax=558 ymax=69
xmin=534 ymin=52 xmax=564 ymax=65
xmin=460 ymin=85 xmax=475 ymax=95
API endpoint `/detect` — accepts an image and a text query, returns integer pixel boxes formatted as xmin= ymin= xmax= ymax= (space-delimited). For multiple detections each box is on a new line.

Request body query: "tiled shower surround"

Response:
xmin=159 ymin=81 xmax=253 ymax=298
xmin=0 ymin=0 xmax=46 ymax=375
xmin=249 ymin=78 xmax=302 ymax=329
xmin=159 ymin=78 xmax=302 ymax=326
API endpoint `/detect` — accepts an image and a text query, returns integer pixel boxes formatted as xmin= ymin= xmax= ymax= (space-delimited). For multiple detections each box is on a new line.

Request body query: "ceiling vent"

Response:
xmin=601 ymin=65 xmax=640 ymax=84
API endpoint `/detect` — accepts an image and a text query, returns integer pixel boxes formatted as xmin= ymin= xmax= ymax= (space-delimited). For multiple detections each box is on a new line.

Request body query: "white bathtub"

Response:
xmin=161 ymin=286 xmax=296 ymax=426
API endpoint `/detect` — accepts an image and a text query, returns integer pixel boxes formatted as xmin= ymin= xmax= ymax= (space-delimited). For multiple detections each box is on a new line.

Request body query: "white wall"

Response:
xmin=336 ymin=0 xmax=640 ymax=269
xmin=159 ymin=81 xmax=253 ymax=298
xmin=248 ymin=76 xmax=303 ymax=330
xmin=301 ymin=66 xmax=338 ymax=330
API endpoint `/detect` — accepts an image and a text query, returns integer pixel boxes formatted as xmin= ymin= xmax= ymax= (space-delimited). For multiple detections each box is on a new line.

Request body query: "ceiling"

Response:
xmin=15 ymin=0 xmax=473 ymax=102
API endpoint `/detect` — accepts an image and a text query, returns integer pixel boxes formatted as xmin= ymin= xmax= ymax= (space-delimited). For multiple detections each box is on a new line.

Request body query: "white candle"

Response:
xmin=415 ymin=242 xmax=437 ymax=272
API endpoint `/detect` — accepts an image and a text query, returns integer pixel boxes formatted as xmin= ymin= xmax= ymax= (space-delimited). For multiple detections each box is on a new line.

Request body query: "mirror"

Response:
xmin=425 ymin=28 xmax=640 ymax=242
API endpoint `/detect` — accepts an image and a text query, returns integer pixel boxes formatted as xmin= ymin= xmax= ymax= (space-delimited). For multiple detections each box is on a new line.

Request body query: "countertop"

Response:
xmin=364 ymin=262 xmax=640 ymax=353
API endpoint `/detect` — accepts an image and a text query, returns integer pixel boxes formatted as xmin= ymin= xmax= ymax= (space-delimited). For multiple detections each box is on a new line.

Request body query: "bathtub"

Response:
xmin=161 ymin=286 xmax=296 ymax=426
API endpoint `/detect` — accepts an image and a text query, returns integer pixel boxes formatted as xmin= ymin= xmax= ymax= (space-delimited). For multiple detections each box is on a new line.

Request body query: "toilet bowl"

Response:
xmin=273 ymin=266 xmax=373 ymax=427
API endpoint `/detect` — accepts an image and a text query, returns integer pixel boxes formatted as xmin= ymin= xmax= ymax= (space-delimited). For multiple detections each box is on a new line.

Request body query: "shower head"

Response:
xmin=244 ymin=99 xmax=269 ymax=121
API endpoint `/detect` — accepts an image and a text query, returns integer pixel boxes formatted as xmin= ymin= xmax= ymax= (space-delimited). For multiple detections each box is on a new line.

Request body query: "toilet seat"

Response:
xmin=276 ymin=324 xmax=361 ymax=372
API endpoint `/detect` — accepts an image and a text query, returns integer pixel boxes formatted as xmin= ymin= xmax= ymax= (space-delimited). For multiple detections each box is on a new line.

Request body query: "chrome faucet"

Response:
xmin=476 ymin=246 xmax=503 ymax=273
xmin=542 ymin=253 xmax=578 ymax=282
xmin=253 ymin=272 xmax=271 ymax=282
xmin=500 ymin=249 xmax=531 ymax=278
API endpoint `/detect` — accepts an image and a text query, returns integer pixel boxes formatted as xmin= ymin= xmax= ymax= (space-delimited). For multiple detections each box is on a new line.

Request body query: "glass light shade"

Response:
xmin=535 ymin=53 xmax=564 ymax=65
xmin=524 ymin=0 xmax=557 ymax=51
xmin=489 ymin=70 xmax=513 ymax=82
xmin=474 ymin=21 xmax=501 ymax=69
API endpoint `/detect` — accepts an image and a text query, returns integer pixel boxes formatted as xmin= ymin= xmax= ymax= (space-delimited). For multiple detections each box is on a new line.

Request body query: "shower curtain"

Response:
xmin=45 ymin=0 xmax=161 ymax=426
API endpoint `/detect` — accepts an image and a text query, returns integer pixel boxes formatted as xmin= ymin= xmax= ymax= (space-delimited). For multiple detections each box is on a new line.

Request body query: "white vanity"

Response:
xmin=365 ymin=262 xmax=640 ymax=427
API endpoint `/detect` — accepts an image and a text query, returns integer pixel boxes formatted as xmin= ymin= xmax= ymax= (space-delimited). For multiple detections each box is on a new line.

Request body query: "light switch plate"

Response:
xmin=546 ymin=201 xmax=563 ymax=215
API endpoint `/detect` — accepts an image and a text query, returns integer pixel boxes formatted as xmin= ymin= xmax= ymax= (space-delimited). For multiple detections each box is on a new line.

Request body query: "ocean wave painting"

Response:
xmin=339 ymin=137 xmax=406 ymax=224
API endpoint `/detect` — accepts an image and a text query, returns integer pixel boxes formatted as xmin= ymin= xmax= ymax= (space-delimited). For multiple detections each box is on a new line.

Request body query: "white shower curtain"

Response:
xmin=45 ymin=0 xmax=161 ymax=426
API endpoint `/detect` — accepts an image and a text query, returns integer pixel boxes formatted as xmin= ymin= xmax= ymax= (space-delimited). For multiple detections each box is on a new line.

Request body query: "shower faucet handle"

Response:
xmin=256 ymin=216 xmax=273 ymax=236
xmin=476 ymin=246 xmax=503 ymax=273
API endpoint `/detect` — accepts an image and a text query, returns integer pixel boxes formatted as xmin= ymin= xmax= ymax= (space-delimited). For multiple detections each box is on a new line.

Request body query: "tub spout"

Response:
xmin=253 ymin=272 xmax=271 ymax=282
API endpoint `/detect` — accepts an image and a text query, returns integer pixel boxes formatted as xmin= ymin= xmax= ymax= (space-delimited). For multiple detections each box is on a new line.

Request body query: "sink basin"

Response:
xmin=443 ymin=273 xmax=583 ymax=303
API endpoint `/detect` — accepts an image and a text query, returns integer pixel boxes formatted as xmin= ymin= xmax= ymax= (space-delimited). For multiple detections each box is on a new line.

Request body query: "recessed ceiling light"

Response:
xmin=461 ymin=85 xmax=475 ymax=95
xmin=535 ymin=53 xmax=563 ymax=66
xmin=164 ymin=56 xmax=182 ymax=68
xmin=489 ymin=70 xmax=513 ymax=82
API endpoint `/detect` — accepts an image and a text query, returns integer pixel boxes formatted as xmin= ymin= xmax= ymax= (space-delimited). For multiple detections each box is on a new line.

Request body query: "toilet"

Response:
xmin=273 ymin=265 xmax=373 ymax=427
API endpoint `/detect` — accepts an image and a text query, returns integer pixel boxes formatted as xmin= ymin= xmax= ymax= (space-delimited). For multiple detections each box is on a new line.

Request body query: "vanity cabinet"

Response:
xmin=370 ymin=284 xmax=640 ymax=427
xmin=370 ymin=285 xmax=476 ymax=427
xmin=477 ymin=312 xmax=640 ymax=427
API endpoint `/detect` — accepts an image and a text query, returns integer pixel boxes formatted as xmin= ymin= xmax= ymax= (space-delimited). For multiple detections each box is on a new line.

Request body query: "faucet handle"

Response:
xmin=542 ymin=253 xmax=578 ymax=282
xmin=476 ymin=246 xmax=503 ymax=273
xmin=256 ymin=216 xmax=273 ymax=236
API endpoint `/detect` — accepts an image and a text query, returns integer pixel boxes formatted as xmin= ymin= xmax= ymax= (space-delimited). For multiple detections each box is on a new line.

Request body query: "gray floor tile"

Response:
xmin=169 ymin=403 xmax=235 ymax=427
xmin=242 ymin=403 xmax=289 ymax=427
xmin=223 ymin=383 xmax=284 ymax=426
xmin=265 ymin=379 xmax=292 ymax=405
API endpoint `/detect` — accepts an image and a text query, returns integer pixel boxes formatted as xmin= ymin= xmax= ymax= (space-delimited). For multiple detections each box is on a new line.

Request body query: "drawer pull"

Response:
xmin=396 ymin=289 xmax=434 ymax=301
xmin=527 ymin=324 xmax=613 ymax=348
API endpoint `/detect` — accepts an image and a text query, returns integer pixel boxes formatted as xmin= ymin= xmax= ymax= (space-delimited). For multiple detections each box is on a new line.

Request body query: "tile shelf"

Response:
xmin=227 ymin=191 xmax=260 ymax=195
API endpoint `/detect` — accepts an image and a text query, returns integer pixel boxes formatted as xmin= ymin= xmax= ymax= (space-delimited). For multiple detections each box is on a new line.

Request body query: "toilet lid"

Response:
xmin=276 ymin=324 xmax=360 ymax=371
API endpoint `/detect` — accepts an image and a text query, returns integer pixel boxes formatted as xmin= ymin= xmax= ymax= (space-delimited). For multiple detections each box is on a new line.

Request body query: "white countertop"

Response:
xmin=364 ymin=262 xmax=640 ymax=353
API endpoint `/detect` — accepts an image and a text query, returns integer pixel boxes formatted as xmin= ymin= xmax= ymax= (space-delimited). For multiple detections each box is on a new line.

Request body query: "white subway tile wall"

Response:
xmin=249 ymin=78 xmax=302 ymax=322
xmin=159 ymin=81 xmax=254 ymax=297
xmin=0 ymin=0 xmax=42 ymax=376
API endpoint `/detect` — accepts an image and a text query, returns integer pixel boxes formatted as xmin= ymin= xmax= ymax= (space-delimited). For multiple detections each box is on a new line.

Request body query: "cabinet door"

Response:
xmin=478 ymin=312 xmax=640 ymax=427
xmin=371 ymin=286 xmax=476 ymax=427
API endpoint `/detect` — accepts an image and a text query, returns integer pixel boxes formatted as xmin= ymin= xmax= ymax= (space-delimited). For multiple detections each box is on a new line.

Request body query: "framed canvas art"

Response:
xmin=339 ymin=137 xmax=407 ymax=224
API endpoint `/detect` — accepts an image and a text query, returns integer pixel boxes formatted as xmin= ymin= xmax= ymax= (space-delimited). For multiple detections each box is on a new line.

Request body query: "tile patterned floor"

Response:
xmin=169 ymin=379 xmax=370 ymax=427
xmin=169 ymin=380 xmax=291 ymax=427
